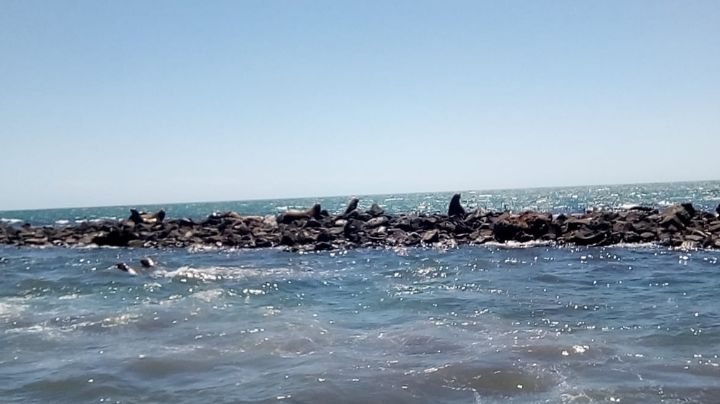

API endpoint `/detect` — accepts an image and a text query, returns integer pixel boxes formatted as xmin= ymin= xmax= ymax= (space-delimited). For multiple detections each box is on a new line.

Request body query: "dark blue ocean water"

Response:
xmin=1 ymin=182 xmax=720 ymax=403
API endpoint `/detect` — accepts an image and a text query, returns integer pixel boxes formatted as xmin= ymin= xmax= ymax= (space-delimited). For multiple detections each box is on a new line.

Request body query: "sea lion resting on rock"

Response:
xmin=278 ymin=203 xmax=322 ymax=224
xmin=448 ymin=193 xmax=466 ymax=218
xmin=129 ymin=209 xmax=166 ymax=224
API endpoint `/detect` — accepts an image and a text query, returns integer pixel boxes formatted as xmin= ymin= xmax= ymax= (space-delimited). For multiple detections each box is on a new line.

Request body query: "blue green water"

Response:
xmin=1 ymin=181 xmax=719 ymax=403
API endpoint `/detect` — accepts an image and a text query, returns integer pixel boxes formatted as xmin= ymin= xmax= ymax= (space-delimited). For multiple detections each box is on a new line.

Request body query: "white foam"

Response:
xmin=154 ymin=265 xmax=292 ymax=282
xmin=0 ymin=299 xmax=28 ymax=319
xmin=481 ymin=240 xmax=555 ymax=249
xmin=192 ymin=289 xmax=224 ymax=302
xmin=0 ymin=218 xmax=22 ymax=224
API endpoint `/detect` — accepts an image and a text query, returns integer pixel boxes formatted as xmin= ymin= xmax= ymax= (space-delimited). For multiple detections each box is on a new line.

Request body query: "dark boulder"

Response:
xmin=368 ymin=203 xmax=385 ymax=217
xmin=567 ymin=229 xmax=608 ymax=246
xmin=493 ymin=217 xmax=525 ymax=242
xmin=92 ymin=229 xmax=138 ymax=247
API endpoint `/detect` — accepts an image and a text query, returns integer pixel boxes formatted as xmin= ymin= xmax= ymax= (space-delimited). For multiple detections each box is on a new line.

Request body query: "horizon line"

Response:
xmin=1 ymin=178 xmax=718 ymax=213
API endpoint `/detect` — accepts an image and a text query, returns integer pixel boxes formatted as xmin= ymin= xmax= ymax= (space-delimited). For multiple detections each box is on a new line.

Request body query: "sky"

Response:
xmin=1 ymin=1 xmax=719 ymax=210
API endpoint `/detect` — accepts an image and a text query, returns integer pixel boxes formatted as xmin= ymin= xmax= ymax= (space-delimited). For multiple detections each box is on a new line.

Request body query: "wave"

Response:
xmin=153 ymin=265 xmax=293 ymax=282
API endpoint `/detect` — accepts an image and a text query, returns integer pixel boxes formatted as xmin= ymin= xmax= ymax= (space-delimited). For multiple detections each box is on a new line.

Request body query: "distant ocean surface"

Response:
xmin=2 ymin=181 xmax=720 ymax=403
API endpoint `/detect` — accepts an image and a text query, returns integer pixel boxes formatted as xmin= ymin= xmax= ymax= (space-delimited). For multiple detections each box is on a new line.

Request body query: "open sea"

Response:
xmin=1 ymin=181 xmax=720 ymax=403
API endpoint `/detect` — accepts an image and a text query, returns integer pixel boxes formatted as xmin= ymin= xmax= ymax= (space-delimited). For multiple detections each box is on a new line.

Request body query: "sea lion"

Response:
xmin=140 ymin=257 xmax=155 ymax=268
xmin=278 ymin=203 xmax=322 ymax=224
xmin=448 ymin=193 xmax=466 ymax=218
xmin=344 ymin=198 xmax=359 ymax=215
xmin=129 ymin=209 xmax=166 ymax=224
xmin=116 ymin=262 xmax=138 ymax=276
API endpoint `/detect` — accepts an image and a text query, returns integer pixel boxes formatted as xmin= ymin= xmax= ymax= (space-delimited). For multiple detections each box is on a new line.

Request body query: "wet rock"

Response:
xmin=280 ymin=232 xmax=296 ymax=246
xmin=304 ymin=219 xmax=322 ymax=228
xmin=639 ymin=232 xmax=656 ymax=241
xmin=254 ymin=238 xmax=272 ymax=248
xmin=5 ymin=200 xmax=720 ymax=251
xmin=659 ymin=204 xmax=695 ymax=229
xmin=493 ymin=216 xmax=526 ymax=242
xmin=314 ymin=241 xmax=333 ymax=251
xmin=368 ymin=203 xmax=385 ymax=217
xmin=92 ymin=229 xmax=138 ymax=247
xmin=567 ymin=230 xmax=608 ymax=246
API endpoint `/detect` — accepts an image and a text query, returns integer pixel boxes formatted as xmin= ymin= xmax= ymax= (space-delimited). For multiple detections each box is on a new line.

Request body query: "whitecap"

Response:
xmin=192 ymin=289 xmax=224 ymax=302
xmin=154 ymin=265 xmax=292 ymax=282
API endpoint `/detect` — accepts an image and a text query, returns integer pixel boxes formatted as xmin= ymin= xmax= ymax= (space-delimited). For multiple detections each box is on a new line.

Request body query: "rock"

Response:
xmin=639 ymin=232 xmax=656 ymax=241
xmin=567 ymin=230 xmax=607 ymax=246
xmin=368 ymin=203 xmax=385 ymax=217
xmin=716 ymin=204 xmax=720 ymax=216
xmin=315 ymin=230 xmax=332 ymax=243
xmin=254 ymin=238 xmax=272 ymax=248
xmin=448 ymin=193 xmax=466 ymax=218
xmin=493 ymin=216 xmax=526 ymax=242
xmin=280 ymin=232 xmax=296 ymax=246
xmin=314 ymin=241 xmax=333 ymax=251
xmin=659 ymin=204 xmax=695 ymax=229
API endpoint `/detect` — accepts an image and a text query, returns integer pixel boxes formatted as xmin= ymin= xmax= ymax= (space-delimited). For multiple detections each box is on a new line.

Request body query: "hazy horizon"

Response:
xmin=1 ymin=177 xmax=718 ymax=212
xmin=2 ymin=1 xmax=719 ymax=211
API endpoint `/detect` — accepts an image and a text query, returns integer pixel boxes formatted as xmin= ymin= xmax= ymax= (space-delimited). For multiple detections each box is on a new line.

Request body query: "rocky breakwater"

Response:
xmin=2 ymin=196 xmax=720 ymax=251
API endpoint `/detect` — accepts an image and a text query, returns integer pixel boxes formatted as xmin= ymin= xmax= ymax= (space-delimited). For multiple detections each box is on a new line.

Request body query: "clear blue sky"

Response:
xmin=1 ymin=1 xmax=718 ymax=210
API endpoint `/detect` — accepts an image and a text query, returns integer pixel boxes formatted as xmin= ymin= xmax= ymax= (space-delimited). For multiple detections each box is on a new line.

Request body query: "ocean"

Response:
xmin=1 ymin=181 xmax=719 ymax=403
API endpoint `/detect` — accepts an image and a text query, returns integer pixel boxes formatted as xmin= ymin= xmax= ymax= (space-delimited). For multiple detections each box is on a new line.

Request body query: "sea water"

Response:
xmin=1 ymin=181 xmax=719 ymax=403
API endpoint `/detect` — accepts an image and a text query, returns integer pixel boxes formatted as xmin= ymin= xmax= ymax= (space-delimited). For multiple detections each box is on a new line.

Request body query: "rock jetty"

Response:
xmin=1 ymin=196 xmax=720 ymax=251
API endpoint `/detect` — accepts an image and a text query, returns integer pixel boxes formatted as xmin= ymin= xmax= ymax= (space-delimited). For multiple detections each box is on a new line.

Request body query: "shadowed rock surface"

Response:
xmin=2 ymin=195 xmax=720 ymax=251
